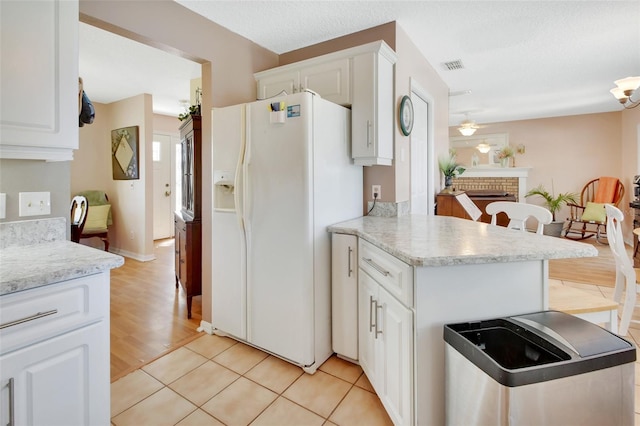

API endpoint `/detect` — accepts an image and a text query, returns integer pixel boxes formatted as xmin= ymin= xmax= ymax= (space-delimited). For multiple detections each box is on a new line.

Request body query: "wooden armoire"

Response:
xmin=174 ymin=115 xmax=202 ymax=319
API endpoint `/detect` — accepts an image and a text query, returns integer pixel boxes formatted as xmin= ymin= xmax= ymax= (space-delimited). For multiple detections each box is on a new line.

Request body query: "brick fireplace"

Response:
xmin=450 ymin=167 xmax=531 ymax=201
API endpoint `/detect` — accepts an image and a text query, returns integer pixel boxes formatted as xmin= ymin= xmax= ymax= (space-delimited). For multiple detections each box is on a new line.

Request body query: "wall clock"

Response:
xmin=399 ymin=95 xmax=414 ymax=136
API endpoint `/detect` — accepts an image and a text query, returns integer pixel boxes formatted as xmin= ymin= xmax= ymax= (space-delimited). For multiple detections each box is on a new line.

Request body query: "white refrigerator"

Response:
xmin=211 ymin=92 xmax=363 ymax=373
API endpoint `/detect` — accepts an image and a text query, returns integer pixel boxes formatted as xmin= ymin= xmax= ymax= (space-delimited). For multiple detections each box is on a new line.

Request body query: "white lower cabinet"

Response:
xmin=0 ymin=274 xmax=110 ymax=426
xmin=332 ymin=233 xmax=359 ymax=360
xmin=1 ymin=322 xmax=109 ymax=426
xmin=359 ymin=265 xmax=413 ymax=425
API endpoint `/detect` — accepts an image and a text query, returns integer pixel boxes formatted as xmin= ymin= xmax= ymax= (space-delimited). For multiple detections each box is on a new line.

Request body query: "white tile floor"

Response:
xmin=112 ymin=278 xmax=640 ymax=425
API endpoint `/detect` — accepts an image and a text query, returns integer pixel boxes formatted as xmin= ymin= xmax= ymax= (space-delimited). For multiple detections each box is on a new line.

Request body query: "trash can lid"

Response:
xmin=444 ymin=311 xmax=636 ymax=387
xmin=511 ymin=311 xmax=630 ymax=358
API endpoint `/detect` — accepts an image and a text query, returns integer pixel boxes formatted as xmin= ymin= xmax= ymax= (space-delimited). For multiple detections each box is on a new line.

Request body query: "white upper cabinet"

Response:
xmin=351 ymin=49 xmax=395 ymax=166
xmin=0 ymin=0 xmax=79 ymax=161
xmin=255 ymin=41 xmax=396 ymax=166
xmin=257 ymin=58 xmax=351 ymax=106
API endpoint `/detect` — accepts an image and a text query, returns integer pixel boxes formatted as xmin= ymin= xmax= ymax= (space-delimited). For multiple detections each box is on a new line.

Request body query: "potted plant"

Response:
xmin=438 ymin=152 xmax=465 ymax=193
xmin=178 ymin=104 xmax=201 ymax=121
xmin=525 ymin=183 xmax=578 ymax=237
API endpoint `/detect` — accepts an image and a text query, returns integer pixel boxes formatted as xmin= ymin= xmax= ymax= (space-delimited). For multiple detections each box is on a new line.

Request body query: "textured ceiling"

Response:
xmin=81 ymin=1 xmax=640 ymax=125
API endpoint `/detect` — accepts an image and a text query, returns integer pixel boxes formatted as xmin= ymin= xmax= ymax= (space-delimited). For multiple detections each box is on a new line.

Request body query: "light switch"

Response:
xmin=0 ymin=193 xmax=5 ymax=219
xmin=18 ymin=192 xmax=51 ymax=217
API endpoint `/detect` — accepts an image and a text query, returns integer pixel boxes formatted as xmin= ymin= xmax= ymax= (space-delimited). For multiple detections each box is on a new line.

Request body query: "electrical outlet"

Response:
xmin=18 ymin=192 xmax=51 ymax=217
xmin=372 ymin=185 xmax=381 ymax=199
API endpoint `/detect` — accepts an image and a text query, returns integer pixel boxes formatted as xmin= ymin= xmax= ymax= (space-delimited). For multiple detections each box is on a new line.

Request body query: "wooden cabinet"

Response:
xmin=357 ymin=239 xmax=413 ymax=426
xmin=436 ymin=191 xmax=516 ymax=226
xmin=351 ymin=48 xmax=395 ymax=166
xmin=175 ymin=114 xmax=202 ymax=319
xmin=257 ymin=58 xmax=351 ymax=106
xmin=174 ymin=214 xmax=201 ymax=319
xmin=255 ymin=41 xmax=396 ymax=166
xmin=0 ymin=274 xmax=110 ymax=425
xmin=0 ymin=0 xmax=79 ymax=161
xmin=331 ymin=233 xmax=358 ymax=361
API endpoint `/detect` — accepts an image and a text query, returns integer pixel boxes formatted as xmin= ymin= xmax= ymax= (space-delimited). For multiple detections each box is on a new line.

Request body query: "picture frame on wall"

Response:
xmin=111 ymin=126 xmax=139 ymax=180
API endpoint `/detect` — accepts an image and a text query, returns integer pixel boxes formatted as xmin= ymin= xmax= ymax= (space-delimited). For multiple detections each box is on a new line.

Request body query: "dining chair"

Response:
xmin=485 ymin=201 xmax=552 ymax=234
xmin=75 ymin=190 xmax=112 ymax=251
xmin=605 ymin=204 xmax=640 ymax=336
xmin=486 ymin=200 xmax=619 ymax=332
xmin=70 ymin=195 xmax=88 ymax=243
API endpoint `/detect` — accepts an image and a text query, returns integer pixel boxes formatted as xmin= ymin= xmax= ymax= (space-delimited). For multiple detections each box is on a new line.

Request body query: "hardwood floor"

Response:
xmin=109 ymin=236 xmax=629 ymax=382
xmin=549 ymin=238 xmax=632 ymax=287
xmin=110 ymin=238 xmax=202 ymax=382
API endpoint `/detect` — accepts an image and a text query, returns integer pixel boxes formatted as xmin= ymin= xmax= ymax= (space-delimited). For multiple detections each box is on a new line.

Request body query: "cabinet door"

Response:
xmin=351 ymin=52 xmax=393 ymax=166
xmin=358 ymin=272 xmax=379 ymax=387
xmin=1 ymin=322 xmax=109 ymax=426
xmin=378 ymin=287 xmax=414 ymax=426
xmin=174 ymin=218 xmax=182 ymax=281
xmin=181 ymin=134 xmax=195 ymax=218
xmin=301 ymin=58 xmax=350 ymax=105
xmin=257 ymin=70 xmax=299 ymax=99
xmin=332 ymin=234 xmax=358 ymax=360
xmin=0 ymin=0 xmax=79 ymax=160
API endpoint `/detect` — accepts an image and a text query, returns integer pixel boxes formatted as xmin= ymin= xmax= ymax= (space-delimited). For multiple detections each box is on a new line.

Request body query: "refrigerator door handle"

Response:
xmin=234 ymin=106 xmax=247 ymax=230
xmin=243 ymin=107 xmax=252 ymax=223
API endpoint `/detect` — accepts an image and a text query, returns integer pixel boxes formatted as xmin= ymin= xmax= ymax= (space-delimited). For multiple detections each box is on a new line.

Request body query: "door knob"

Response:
xmin=165 ymin=191 xmax=171 ymax=197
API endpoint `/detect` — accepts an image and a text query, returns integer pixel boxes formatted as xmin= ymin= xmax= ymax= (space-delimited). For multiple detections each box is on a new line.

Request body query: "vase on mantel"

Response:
xmin=443 ymin=175 xmax=454 ymax=193
xmin=500 ymin=157 xmax=510 ymax=168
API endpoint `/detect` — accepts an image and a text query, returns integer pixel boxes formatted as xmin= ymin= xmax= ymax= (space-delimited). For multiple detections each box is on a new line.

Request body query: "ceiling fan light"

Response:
xmin=614 ymin=76 xmax=640 ymax=93
xmin=459 ymin=127 xmax=476 ymax=136
xmin=458 ymin=119 xmax=478 ymax=136
xmin=476 ymin=143 xmax=491 ymax=153
xmin=610 ymin=87 xmax=628 ymax=103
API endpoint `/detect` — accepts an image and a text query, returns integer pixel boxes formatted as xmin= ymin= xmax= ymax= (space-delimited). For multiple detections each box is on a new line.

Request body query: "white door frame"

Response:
xmin=410 ymin=78 xmax=436 ymax=215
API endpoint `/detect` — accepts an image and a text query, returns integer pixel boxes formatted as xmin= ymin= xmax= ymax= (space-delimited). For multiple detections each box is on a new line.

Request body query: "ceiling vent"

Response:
xmin=442 ymin=59 xmax=464 ymax=71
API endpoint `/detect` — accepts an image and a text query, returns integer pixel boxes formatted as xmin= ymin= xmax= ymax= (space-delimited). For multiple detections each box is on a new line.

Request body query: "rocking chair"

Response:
xmin=564 ymin=177 xmax=624 ymax=243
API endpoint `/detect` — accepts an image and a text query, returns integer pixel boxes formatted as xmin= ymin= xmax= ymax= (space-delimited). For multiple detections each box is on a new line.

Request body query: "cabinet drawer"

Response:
xmin=359 ymin=239 xmax=413 ymax=307
xmin=0 ymin=273 xmax=109 ymax=355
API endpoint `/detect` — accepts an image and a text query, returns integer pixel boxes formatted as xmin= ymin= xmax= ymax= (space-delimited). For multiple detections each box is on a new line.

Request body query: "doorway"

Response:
xmin=410 ymin=80 xmax=435 ymax=215
xmin=153 ymin=133 xmax=179 ymax=240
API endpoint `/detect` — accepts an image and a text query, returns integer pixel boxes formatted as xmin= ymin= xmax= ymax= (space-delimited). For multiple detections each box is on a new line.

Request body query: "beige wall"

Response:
xmin=0 ymin=159 xmax=70 ymax=224
xmin=394 ymin=25 xmax=450 ymax=204
xmin=153 ymin=114 xmax=182 ymax=135
xmin=72 ymin=95 xmax=155 ymax=259
xmin=450 ymin=110 xmax=640 ymax=239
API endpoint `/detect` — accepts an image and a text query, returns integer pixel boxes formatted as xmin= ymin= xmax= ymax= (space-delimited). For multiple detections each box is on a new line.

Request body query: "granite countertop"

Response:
xmin=328 ymin=215 xmax=598 ymax=267
xmin=0 ymin=241 xmax=124 ymax=295
xmin=0 ymin=217 xmax=124 ymax=296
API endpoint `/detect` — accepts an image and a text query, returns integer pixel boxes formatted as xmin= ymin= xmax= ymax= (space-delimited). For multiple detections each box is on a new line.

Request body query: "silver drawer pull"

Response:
xmin=362 ymin=257 xmax=390 ymax=277
xmin=7 ymin=377 xmax=14 ymax=426
xmin=0 ymin=309 xmax=58 ymax=330
xmin=369 ymin=296 xmax=376 ymax=332
xmin=375 ymin=303 xmax=383 ymax=338
xmin=347 ymin=246 xmax=353 ymax=277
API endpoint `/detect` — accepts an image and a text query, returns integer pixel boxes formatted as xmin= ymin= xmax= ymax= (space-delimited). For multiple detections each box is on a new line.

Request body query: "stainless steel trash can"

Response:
xmin=444 ymin=311 xmax=636 ymax=426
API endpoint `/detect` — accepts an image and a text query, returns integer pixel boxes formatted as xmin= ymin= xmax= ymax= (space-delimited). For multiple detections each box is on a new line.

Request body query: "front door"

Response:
xmin=153 ymin=133 xmax=176 ymax=239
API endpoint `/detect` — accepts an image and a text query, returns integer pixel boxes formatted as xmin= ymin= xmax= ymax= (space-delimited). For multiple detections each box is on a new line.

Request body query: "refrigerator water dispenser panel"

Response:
xmin=214 ymin=170 xmax=235 ymax=211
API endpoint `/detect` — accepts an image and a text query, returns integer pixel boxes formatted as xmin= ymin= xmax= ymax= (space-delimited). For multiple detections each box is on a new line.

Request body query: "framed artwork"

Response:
xmin=111 ymin=126 xmax=139 ymax=180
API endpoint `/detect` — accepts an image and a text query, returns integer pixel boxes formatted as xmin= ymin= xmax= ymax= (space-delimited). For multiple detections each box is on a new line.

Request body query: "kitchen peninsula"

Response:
xmin=0 ymin=218 xmax=123 ymax=425
xmin=328 ymin=214 xmax=597 ymax=425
